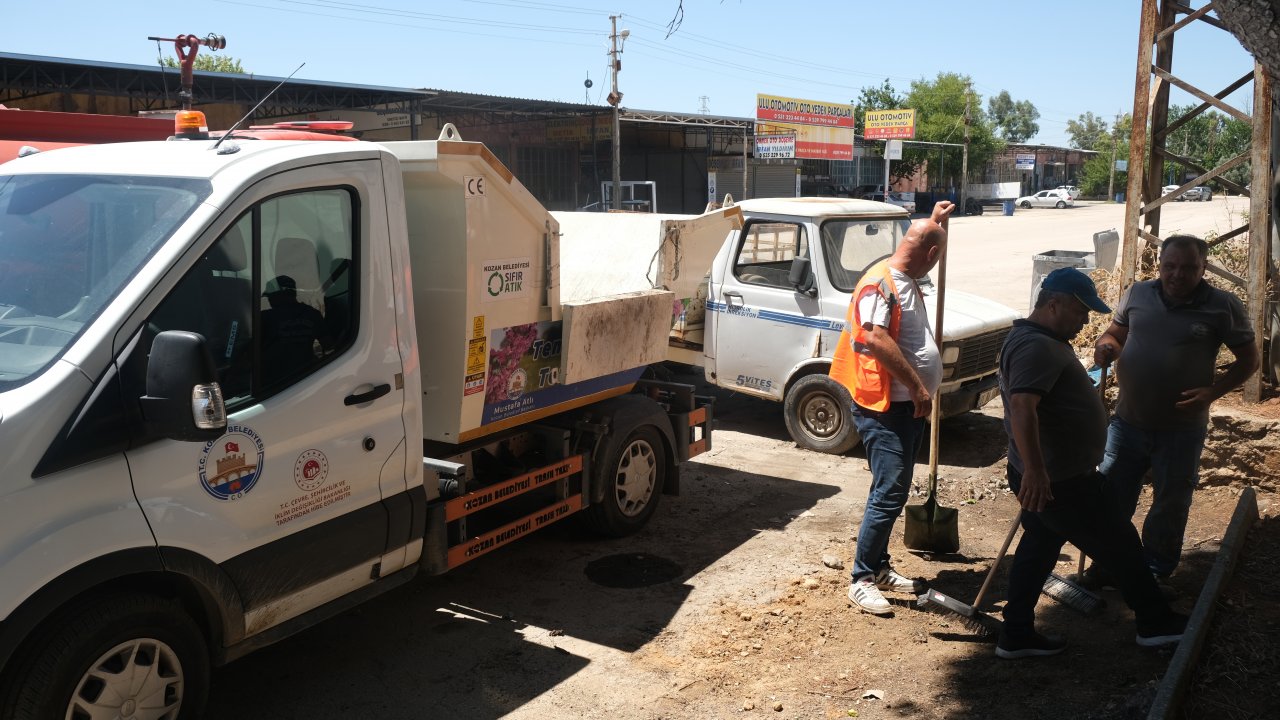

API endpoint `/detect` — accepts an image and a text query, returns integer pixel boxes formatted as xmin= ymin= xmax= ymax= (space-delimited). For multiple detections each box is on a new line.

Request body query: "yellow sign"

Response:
xmin=864 ymin=109 xmax=916 ymax=140
xmin=466 ymin=337 xmax=486 ymax=375
xmin=472 ymin=315 xmax=485 ymax=339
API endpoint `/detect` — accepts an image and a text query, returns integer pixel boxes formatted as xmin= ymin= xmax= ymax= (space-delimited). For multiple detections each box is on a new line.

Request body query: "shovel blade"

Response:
xmin=903 ymin=500 xmax=960 ymax=554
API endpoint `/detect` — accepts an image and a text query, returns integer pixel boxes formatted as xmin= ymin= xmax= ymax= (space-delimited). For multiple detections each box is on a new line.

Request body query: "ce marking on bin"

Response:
xmin=465 ymin=175 xmax=486 ymax=198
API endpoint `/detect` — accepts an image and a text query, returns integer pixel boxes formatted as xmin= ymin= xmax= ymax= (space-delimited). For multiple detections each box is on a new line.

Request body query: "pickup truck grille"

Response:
xmin=953 ymin=327 xmax=1011 ymax=379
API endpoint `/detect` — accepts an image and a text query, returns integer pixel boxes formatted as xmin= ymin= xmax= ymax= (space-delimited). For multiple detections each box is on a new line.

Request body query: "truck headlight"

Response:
xmin=942 ymin=345 xmax=960 ymax=364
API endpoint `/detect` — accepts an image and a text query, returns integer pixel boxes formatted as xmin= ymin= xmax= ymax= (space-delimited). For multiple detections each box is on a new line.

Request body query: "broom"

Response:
xmin=916 ymin=511 xmax=1022 ymax=636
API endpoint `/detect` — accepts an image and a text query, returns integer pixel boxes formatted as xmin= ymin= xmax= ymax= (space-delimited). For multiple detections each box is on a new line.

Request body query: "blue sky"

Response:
xmin=3 ymin=1 xmax=1257 ymax=147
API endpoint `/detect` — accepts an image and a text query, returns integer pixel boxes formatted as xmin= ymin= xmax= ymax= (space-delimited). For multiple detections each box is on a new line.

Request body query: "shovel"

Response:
xmin=904 ymin=208 xmax=960 ymax=554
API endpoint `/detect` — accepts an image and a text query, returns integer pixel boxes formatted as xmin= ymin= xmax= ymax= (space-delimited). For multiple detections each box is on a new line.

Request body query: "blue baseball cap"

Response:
xmin=1041 ymin=267 xmax=1111 ymax=313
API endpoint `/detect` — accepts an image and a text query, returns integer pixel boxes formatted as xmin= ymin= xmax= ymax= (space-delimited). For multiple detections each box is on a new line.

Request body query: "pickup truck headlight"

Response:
xmin=940 ymin=345 xmax=960 ymax=380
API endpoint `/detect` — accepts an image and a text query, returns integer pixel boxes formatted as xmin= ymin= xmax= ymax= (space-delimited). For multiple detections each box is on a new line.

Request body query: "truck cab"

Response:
xmin=705 ymin=197 xmax=1019 ymax=453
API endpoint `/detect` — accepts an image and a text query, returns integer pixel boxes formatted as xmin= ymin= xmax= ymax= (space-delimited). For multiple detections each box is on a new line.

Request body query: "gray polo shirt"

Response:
xmin=1113 ymin=279 xmax=1254 ymax=430
xmin=1000 ymin=320 xmax=1107 ymax=482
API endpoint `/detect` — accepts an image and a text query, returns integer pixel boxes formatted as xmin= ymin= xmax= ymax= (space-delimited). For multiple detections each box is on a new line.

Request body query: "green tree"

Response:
xmin=1066 ymin=111 xmax=1110 ymax=150
xmin=987 ymin=91 xmax=1040 ymax=143
xmin=1164 ymin=105 xmax=1252 ymax=189
xmin=901 ymin=72 xmax=1002 ymax=188
xmin=1077 ymin=113 xmax=1131 ymax=197
xmin=161 ymin=54 xmax=246 ymax=74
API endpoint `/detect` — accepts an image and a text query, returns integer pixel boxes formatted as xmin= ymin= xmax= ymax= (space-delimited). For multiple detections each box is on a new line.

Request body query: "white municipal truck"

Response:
xmin=0 ymin=120 xmax=714 ymax=717
xmin=556 ymin=197 xmax=1021 ymax=455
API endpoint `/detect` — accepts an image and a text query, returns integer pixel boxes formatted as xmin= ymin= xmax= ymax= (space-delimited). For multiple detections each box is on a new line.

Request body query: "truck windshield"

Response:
xmin=819 ymin=217 xmax=911 ymax=293
xmin=0 ymin=173 xmax=211 ymax=391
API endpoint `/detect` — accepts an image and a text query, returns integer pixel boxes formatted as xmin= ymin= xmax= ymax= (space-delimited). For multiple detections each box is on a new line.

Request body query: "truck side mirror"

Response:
xmin=788 ymin=256 xmax=816 ymax=297
xmin=139 ymin=330 xmax=227 ymax=442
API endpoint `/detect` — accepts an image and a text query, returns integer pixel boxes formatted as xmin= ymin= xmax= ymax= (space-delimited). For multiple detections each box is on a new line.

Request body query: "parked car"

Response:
xmin=1015 ymin=189 xmax=1074 ymax=209
xmin=1182 ymin=185 xmax=1212 ymax=201
xmin=868 ymin=191 xmax=916 ymax=214
xmin=1055 ymin=185 xmax=1081 ymax=200
xmin=851 ymin=184 xmax=883 ymax=199
xmin=1161 ymin=184 xmax=1189 ymax=201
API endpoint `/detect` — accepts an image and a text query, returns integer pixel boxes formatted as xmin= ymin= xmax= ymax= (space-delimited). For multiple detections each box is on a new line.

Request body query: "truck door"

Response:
xmin=711 ymin=219 xmax=819 ymax=400
xmin=122 ymin=161 xmax=411 ymax=636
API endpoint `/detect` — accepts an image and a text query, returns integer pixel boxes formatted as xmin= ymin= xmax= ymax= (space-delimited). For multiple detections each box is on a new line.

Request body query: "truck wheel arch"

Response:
xmin=0 ymin=548 xmax=241 ymax=681
xmin=781 ymin=365 xmax=861 ymax=455
xmin=578 ymin=393 xmax=679 ymax=536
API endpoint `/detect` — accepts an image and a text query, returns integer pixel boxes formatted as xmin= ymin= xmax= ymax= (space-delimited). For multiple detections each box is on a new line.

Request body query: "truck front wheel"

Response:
xmin=0 ymin=593 xmax=209 ymax=720
xmin=585 ymin=425 xmax=667 ymax=537
xmin=783 ymin=374 xmax=860 ymax=454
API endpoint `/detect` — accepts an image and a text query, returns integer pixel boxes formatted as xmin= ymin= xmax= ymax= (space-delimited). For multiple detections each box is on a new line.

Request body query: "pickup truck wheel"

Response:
xmin=0 ymin=593 xmax=209 ymax=720
xmin=585 ymin=425 xmax=666 ymax=537
xmin=1055 ymin=200 xmax=1066 ymax=209
xmin=1021 ymin=201 xmax=1032 ymax=209
xmin=783 ymin=374 xmax=860 ymax=454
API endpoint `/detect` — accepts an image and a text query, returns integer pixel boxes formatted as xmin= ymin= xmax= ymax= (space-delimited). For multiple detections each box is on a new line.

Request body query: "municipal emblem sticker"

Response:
xmin=198 ymin=425 xmax=265 ymax=501
xmin=506 ymin=367 xmax=528 ymax=399
xmin=294 ymin=449 xmax=329 ymax=491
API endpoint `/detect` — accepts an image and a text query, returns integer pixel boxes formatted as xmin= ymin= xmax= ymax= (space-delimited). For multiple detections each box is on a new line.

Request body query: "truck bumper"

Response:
xmin=939 ymin=374 xmax=1000 ymax=419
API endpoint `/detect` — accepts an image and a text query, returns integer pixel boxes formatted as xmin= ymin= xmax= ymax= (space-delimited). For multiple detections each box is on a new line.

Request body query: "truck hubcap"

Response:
xmin=801 ymin=392 xmax=841 ymax=439
xmin=614 ymin=439 xmax=657 ymax=517
xmin=68 ymin=638 xmax=183 ymax=720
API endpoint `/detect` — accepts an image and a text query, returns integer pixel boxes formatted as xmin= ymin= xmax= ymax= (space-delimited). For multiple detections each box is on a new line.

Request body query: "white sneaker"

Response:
xmin=875 ymin=566 xmax=926 ymax=594
xmin=848 ymin=579 xmax=892 ymax=615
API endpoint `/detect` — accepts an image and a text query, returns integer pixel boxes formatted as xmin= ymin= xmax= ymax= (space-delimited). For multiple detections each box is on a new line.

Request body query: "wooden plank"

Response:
xmin=1244 ymin=66 xmax=1272 ymax=402
xmin=1155 ymin=0 xmax=1215 ymax=42
xmin=1123 ymin=0 xmax=1161 ymax=293
xmin=1146 ymin=488 xmax=1258 ymax=720
xmin=1205 ymin=224 xmax=1248 ymax=249
xmin=1152 ymin=66 xmax=1252 ymax=123
xmin=1155 ymin=71 xmax=1252 ymax=140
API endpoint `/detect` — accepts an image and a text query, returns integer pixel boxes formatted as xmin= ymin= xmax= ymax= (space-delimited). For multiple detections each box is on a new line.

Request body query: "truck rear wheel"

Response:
xmin=584 ymin=425 xmax=666 ymax=537
xmin=0 ymin=593 xmax=209 ymax=720
xmin=783 ymin=374 xmax=860 ymax=454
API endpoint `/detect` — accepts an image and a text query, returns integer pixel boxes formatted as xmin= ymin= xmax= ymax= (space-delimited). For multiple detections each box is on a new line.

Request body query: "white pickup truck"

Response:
xmin=0 ymin=122 xmax=712 ymax=717
xmin=557 ymin=197 xmax=1021 ymax=454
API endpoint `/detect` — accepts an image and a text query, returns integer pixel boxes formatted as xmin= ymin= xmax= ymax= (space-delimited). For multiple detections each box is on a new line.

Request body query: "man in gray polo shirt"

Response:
xmin=997 ymin=268 xmax=1183 ymax=658
xmin=1094 ymin=235 xmax=1258 ymax=580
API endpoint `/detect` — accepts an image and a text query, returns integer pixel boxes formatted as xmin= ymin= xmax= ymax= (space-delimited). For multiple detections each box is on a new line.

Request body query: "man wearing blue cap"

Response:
xmin=995 ymin=268 xmax=1184 ymax=659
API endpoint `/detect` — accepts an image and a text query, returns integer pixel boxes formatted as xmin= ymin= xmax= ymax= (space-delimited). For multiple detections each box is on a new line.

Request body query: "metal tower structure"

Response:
xmin=1123 ymin=0 xmax=1274 ymax=401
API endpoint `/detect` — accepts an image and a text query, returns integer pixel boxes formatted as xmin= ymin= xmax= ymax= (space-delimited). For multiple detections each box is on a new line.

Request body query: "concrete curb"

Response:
xmin=1147 ymin=486 xmax=1259 ymax=719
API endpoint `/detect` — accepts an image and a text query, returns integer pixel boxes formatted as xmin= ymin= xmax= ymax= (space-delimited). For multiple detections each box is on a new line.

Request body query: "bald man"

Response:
xmin=830 ymin=201 xmax=953 ymax=616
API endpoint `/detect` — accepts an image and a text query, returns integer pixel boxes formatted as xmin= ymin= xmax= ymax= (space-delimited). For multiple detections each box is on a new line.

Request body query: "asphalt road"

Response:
xmin=945 ymin=195 xmax=1250 ymax=314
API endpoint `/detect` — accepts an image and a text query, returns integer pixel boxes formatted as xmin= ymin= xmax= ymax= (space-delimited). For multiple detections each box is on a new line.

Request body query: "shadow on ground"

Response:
xmin=207 ymin=463 xmax=841 ymax=719
xmin=921 ymin=513 xmax=1276 ymax=720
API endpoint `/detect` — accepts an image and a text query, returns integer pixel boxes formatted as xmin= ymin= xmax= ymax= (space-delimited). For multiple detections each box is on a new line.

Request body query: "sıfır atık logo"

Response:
xmin=481 ymin=256 xmax=532 ymax=302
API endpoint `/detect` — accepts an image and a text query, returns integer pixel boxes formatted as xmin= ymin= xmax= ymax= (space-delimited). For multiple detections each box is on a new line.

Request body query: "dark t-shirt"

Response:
xmin=1113 ymin=280 xmax=1254 ymax=430
xmin=999 ymin=320 xmax=1107 ymax=482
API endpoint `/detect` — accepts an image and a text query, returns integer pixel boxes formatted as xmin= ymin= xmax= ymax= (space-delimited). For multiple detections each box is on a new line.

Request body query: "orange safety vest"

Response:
xmin=829 ymin=260 xmax=901 ymax=412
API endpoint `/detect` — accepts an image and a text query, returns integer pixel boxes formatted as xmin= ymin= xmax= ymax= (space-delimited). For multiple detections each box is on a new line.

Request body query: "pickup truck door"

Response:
xmin=710 ymin=219 xmax=820 ymax=400
xmin=122 ymin=159 xmax=411 ymax=637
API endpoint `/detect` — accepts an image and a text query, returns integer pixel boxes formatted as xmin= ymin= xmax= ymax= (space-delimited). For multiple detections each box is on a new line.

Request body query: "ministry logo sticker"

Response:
xmin=198 ymin=425 xmax=265 ymax=501
xmin=294 ymin=449 xmax=330 ymax=491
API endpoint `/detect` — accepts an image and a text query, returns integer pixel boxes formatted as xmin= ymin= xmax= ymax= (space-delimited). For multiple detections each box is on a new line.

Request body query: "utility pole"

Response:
xmin=960 ymin=84 xmax=970 ymax=213
xmin=1107 ymin=111 xmax=1120 ymax=202
xmin=607 ymin=16 xmax=627 ymax=210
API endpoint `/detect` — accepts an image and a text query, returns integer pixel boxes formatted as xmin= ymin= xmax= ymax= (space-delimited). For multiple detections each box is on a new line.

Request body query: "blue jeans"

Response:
xmin=1003 ymin=469 xmax=1168 ymax=635
xmin=851 ymin=401 xmax=926 ymax=582
xmin=1099 ymin=416 xmax=1208 ymax=576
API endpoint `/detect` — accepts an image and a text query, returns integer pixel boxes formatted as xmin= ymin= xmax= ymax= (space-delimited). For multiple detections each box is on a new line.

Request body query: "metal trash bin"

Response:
xmin=1029 ymin=250 xmax=1095 ymax=312
xmin=1093 ymin=229 xmax=1119 ymax=272
xmin=1002 ymin=199 xmax=1015 ymax=216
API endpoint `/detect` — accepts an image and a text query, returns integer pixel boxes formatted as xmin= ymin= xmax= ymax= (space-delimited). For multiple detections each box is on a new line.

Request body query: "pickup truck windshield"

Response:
xmin=0 ymin=173 xmax=211 ymax=391
xmin=819 ymin=217 xmax=911 ymax=292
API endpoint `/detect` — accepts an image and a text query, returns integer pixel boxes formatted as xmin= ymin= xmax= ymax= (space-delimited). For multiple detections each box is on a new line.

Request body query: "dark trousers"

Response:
xmin=1003 ymin=469 xmax=1170 ymax=635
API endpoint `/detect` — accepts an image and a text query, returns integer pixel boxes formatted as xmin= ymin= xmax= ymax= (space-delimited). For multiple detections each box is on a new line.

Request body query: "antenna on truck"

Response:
xmin=211 ymin=63 xmax=306 ymax=153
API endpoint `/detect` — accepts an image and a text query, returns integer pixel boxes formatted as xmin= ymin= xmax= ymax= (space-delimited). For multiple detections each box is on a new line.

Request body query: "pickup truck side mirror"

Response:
xmin=139 ymin=330 xmax=227 ymax=442
xmin=788 ymin=256 xmax=817 ymax=297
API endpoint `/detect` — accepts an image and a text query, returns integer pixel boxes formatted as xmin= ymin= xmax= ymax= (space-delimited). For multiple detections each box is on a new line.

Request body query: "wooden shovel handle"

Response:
xmin=973 ymin=511 xmax=1023 ymax=610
